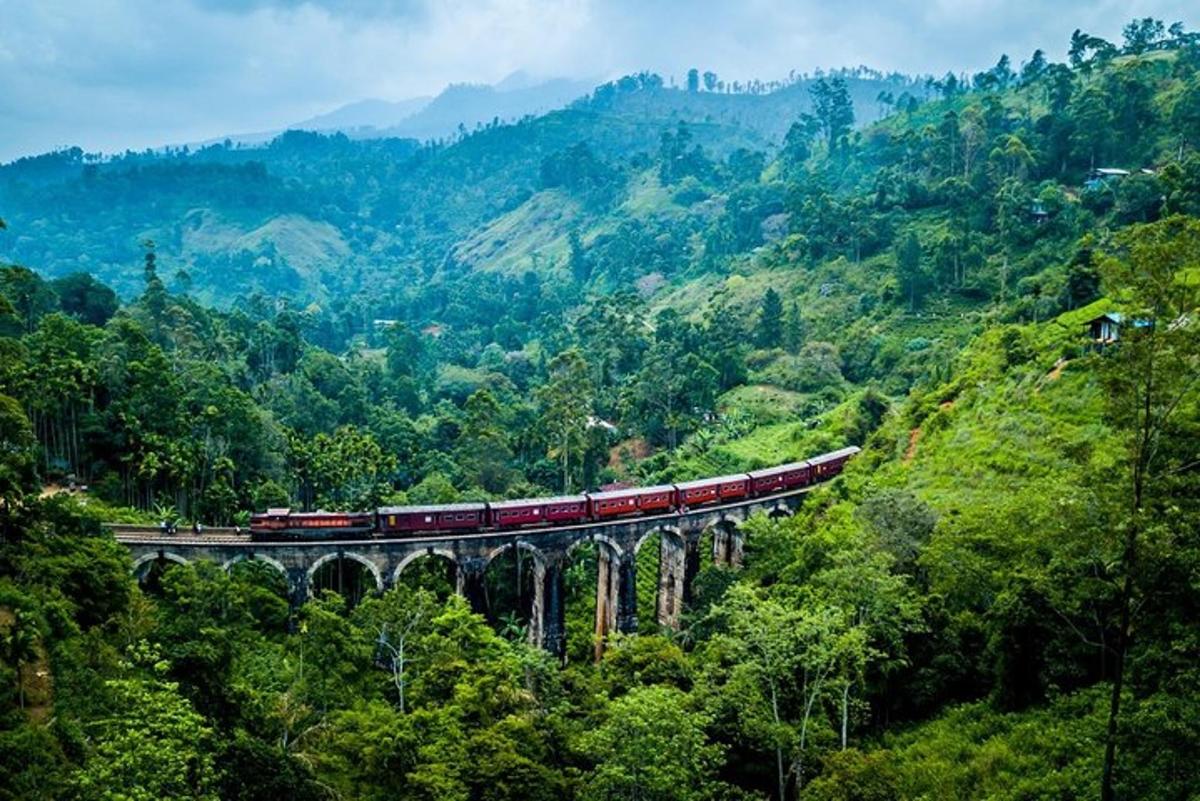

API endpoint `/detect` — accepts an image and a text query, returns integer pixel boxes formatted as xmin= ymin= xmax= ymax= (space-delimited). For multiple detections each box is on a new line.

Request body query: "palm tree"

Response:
xmin=3 ymin=610 xmax=39 ymax=710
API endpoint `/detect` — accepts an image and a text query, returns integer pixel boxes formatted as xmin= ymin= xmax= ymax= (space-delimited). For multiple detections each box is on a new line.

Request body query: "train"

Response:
xmin=249 ymin=446 xmax=860 ymax=541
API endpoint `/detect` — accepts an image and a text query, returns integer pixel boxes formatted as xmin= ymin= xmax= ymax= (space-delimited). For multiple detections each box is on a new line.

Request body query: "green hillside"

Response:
xmin=1 ymin=18 xmax=1199 ymax=801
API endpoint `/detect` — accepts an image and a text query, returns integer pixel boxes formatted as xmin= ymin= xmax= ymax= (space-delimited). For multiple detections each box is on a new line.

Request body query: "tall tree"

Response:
xmin=536 ymin=348 xmax=593 ymax=493
xmin=0 ymin=394 xmax=37 ymax=540
xmin=894 ymin=231 xmax=924 ymax=312
xmin=1097 ymin=216 xmax=1200 ymax=801
xmin=1 ymin=608 xmax=39 ymax=709
xmin=809 ymin=77 xmax=855 ymax=150
xmin=756 ymin=288 xmax=785 ymax=349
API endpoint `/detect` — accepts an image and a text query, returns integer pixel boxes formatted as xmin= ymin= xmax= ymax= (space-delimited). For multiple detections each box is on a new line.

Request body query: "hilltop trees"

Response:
xmin=808 ymin=77 xmax=855 ymax=150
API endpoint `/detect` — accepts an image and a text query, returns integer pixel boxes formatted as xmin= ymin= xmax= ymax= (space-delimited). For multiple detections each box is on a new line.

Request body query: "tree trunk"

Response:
xmin=770 ymin=682 xmax=785 ymax=801
xmin=841 ymin=682 xmax=850 ymax=749
xmin=1102 ymin=340 xmax=1156 ymax=801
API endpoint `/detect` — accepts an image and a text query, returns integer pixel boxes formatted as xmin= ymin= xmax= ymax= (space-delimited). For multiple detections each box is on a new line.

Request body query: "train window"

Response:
xmin=424 ymin=515 xmax=433 ymax=523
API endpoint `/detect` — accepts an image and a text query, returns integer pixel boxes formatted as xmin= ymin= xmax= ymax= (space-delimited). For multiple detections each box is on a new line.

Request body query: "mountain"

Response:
xmin=0 ymin=69 xmax=913 ymax=302
xmin=190 ymin=74 xmax=594 ymax=150
xmin=287 ymin=73 xmax=596 ymax=142
xmin=290 ymin=96 xmax=434 ymax=135
xmin=368 ymin=75 xmax=597 ymax=140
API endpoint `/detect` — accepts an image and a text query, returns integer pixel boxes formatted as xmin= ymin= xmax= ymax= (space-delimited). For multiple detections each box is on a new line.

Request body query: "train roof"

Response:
xmin=674 ymin=473 xmax=750 ymax=490
xmin=270 ymin=509 xmax=372 ymax=518
xmin=588 ymin=484 xmax=676 ymax=501
xmin=747 ymin=462 xmax=810 ymax=479
xmin=806 ymin=446 xmax=862 ymax=465
xmin=490 ymin=495 xmax=588 ymax=510
xmin=377 ymin=503 xmax=488 ymax=514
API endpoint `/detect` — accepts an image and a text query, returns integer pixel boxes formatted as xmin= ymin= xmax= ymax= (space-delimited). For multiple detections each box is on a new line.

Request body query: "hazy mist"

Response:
xmin=0 ymin=0 xmax=1193 ymax=160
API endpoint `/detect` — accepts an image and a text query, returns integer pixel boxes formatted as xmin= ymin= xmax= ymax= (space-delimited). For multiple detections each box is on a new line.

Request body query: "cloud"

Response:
xmin=0 ymin=0 xmax=1195 ymax=161
xmin=193 ymin=0 xmax=427 ymax=17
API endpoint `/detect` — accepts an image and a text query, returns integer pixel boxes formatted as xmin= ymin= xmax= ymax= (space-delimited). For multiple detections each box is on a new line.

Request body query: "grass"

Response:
xmin=450 ymin=189 xmax=582 ymax=274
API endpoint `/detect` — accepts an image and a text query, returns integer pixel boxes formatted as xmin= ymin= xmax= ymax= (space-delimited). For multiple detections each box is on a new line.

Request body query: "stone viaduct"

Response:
xmin=113 ymin=490 xmax=807 ymax=660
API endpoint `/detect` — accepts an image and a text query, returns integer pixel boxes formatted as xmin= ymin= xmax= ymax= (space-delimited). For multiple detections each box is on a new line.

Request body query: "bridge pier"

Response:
xmin=617 ymin=551 xmax=638 ymax=634
xmin=656 ymin=532 xmax=687 ymax=629
xmin=286 ymin=567 xmax=309 ymax=612
xmin=457 ymin=557 xmax=488 ymax=616
xmin=539 ymin=560 xmax=566 ymax=660
xmin=594 ymin=543 xmax=620 ymax=661
xmin=683 ymin=531 xmax=702 ymax=606
xmin=712 ymin=523 xmax=745 ymax=566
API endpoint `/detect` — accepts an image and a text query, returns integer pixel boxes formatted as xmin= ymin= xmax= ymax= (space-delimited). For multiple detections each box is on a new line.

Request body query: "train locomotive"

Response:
xmin=250 ymin=446 xmax=860 ymax=541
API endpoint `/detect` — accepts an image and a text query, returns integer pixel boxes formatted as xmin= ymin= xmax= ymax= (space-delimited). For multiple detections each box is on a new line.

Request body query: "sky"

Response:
xmin=0 ymin=0 xmax=1195 ymax=162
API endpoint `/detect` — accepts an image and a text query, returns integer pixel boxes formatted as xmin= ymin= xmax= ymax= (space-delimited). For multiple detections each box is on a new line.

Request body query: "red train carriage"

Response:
xmin=250 ymin=509 xmax=374 ymax=540
xmin=717 ymin=474 xmax=751 ymax=500
xmin=634 ymin=485 xmax=678 ymax=514
xmin=748 ymin=462 xmax=813 ymax=496
xmin=588 ymin=489 xmax=641 ymax=519
xmin=544 ymin=496 xmax=591 ymax=524
xmin=806 ymin=446 xmax=861 ymax=480
xmin=241 ymin=451 xmax=861 ymax=543
xmin=490 ymin=496 xmax=590 ymax=529
xmin=675 ymin=473 xmax=750 ymax=507
xmin=377 ymin=503 xmax=487 ymax=535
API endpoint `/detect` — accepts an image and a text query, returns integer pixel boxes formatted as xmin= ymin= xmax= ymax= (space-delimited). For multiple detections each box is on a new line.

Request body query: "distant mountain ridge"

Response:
xmin=0 ymin=68 xmax=917 ymax=301
xmin=369 ymin=76 xmax=596 ymax=141
xmin=210 ymin=73 xmax=599 ymax=148
xmin=291 ymin=96 xmax=434 ymax=134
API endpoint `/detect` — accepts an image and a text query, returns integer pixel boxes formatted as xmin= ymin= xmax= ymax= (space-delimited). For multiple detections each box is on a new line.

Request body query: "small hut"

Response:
xmin=1085 ymin=312 xmax=1124 ymax=345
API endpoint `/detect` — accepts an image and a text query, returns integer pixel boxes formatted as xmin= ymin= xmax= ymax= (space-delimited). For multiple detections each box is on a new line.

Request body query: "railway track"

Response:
xmin=105 ymin=524 xmax=251 ymax=544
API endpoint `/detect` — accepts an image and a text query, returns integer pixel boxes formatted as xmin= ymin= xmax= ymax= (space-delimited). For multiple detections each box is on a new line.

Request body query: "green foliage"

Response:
xmin=579 ymin=686 xmax=724 ymax=801
xmin=0 ymin=25 xmax=1198 ymax=801
xmin=72 ymin=677 xmax=218 ymax=801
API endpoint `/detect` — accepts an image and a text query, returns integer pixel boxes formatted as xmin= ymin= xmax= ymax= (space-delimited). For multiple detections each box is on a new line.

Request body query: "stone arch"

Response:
xmin=484 ymin=540 xmax=546 ymax=570
xmin=393 ymin=547 xmax=458 ymax=585
xmin=568 ymin=533 xmax=622 ymax=559
xmin=633 ymin=525 xmax=682 ymax=556
xmin=306 ymin=552 xmax=383 ymax=597
xmin=131 ymin=551 xmax=189 ymax=575
xmin=694 ymin=511 xmax=738 ymax=534
xmin=221 ymin=553 xmax=288 ymax=580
